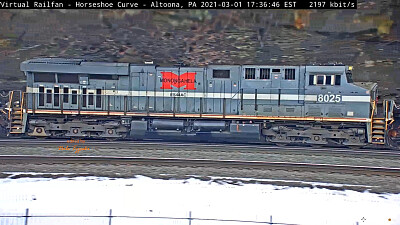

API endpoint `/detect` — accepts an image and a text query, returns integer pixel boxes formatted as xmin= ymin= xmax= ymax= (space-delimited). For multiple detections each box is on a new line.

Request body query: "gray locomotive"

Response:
xmin=4 ymin=58 xmax=399 ymax=147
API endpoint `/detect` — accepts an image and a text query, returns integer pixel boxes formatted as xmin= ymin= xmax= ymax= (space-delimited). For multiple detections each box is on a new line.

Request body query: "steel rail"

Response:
xmin=1 ymin=155 xmax=399 ymax=177
xmin=0 ymin=139 xmax=399 ymax=158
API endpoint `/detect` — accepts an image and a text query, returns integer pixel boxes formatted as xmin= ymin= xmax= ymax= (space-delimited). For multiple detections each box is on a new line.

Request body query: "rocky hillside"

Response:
xmin=0 ymin=3 xmax=399 ymax=101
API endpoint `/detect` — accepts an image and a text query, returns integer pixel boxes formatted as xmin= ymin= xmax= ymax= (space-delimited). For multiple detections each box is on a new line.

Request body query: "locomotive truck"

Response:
xmin=3 ymin=58 xmax=399 ymax=147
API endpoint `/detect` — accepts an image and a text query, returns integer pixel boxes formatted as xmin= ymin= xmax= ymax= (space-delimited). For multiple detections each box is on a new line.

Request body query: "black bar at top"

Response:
xmin=0 ymin=0 xmax=357 ymax=9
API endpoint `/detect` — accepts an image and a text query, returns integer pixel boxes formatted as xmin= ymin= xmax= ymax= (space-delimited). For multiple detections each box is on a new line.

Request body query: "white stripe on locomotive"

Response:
xmin=26 ymin=87 xmax=371 ymax=103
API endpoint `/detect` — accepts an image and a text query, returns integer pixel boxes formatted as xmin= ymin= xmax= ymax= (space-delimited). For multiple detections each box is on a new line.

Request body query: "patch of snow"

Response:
xmin=0 ymin=175 xmax=398 ymax=225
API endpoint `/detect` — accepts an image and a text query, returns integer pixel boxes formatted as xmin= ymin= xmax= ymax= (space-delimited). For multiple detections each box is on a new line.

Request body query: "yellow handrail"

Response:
xmin=8 ymin=91 xmax=14 ymax=121
xmin=20 ymin=92 xmax=24 ymax=120
xmin=385 ymin=100 xmax=389 ymax=131
xmin=370 ymin=100 xmax=376 ymax=140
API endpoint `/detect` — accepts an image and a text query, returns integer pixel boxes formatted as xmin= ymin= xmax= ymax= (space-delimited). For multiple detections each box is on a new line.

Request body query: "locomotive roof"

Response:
xmin=21 ymin=58 xmax=129 ymax=75
xmin=21 ymin=58 xmax=350 ymax=75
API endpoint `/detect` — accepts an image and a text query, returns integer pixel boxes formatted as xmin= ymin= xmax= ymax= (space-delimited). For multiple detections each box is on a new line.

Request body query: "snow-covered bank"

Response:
xmin=0 ymin=174 xmax=399 ymax=225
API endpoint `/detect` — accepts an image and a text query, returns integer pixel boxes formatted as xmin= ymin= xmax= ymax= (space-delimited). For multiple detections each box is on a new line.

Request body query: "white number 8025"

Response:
xmin=317 ymin=94 xmax=341 ymax=103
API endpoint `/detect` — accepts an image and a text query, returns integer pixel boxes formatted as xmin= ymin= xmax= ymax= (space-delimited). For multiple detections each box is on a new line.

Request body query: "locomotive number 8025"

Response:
xmin=4 ymin=58 xmax=399 ymax=148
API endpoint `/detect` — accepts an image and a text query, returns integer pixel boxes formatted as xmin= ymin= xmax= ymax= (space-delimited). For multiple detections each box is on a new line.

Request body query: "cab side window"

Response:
xmin=309 ymin=74 xmax=341 ymax=86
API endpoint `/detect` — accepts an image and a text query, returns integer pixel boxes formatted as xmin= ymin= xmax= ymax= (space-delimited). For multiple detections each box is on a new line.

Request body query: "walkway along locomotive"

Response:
xmin=4 ymin=58 xmax=400 ymax=147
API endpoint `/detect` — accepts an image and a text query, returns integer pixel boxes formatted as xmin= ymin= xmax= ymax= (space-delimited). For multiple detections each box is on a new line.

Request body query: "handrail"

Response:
xmin=385 ymin=100 xmax=389 ymax=131
xmin=370 ymin=100 xmax=376 ymax=140
xmin=20 ymin=92 xmax=25 ymax=120
xmin=7 ymin=91 xmax=14 ymax=121
xmin=385 ymin=100 xmax=395 ymax=130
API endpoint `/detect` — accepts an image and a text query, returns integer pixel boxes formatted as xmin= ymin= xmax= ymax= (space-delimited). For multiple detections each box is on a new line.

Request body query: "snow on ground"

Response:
xmin=0 ymin=173 xmax=399 ymax=225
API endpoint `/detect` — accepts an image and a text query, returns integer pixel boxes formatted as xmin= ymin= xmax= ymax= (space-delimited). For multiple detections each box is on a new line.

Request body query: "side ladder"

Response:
xmin=370 ymin=100 xmax=395 ymax=145
xmin=7 ymin=90 xmax=26 ymax=136
xmin=371 ymin=117 xmax=385 ymax=144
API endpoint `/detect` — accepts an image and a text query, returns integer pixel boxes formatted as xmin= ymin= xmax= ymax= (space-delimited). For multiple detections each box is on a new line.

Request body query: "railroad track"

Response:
xmin=1 ymin=139 xmax=399 ymax=159
xmin=1 ymin=155 xmax=399 ymax=177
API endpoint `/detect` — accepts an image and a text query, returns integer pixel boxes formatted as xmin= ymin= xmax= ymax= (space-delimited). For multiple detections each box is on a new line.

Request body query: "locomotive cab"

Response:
xmin=304 ymin=65 xmax=373 ymax=120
